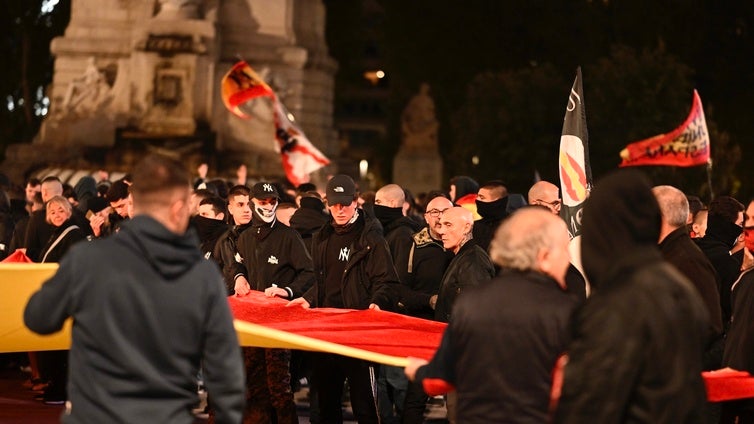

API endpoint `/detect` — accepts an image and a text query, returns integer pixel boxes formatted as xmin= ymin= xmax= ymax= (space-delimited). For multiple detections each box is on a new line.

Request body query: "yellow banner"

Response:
xmin=0 ymin=264 xmax=409 ymax=366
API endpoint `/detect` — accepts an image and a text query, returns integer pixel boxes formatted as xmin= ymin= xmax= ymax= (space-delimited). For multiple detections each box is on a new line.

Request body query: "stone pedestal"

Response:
xmin=392 ymin=148 xmax=443 ymax=195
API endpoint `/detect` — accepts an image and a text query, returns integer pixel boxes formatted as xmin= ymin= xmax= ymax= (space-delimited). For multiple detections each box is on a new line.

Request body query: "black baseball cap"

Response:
xmin=251 ymin=182 xmax=280 ymax=200
xmin=326 ymin=175 xmax=357 ymax=206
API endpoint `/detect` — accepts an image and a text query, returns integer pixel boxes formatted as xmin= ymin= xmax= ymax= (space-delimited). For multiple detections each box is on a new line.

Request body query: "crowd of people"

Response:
xmin=3 ymin=154 xmax=754 ymax=423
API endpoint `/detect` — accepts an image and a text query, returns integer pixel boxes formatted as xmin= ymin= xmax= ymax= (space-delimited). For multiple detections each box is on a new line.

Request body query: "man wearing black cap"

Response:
xmin=289 ymin=174 xmax=400 ymax=424
xmin=235 ymin=182 xmax=314 ymax=423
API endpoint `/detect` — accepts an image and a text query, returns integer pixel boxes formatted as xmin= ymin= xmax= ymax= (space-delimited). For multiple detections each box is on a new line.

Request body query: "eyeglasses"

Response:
xmin=425 ymin=208 xmax=449 ymax=217
xmin=535 ymin=199 xmax=562 ymax=209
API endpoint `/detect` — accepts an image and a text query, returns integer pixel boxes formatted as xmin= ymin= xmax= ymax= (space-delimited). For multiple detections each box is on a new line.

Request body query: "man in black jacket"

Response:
xmin=472 ymin=180 xmax=509 ymax=252
xmin=373 ymin=183 xmax=423 ymax=424
xmin=212 ymin=185 xmax=253 ymax=295
xmin=654 ymin=185 xmax=723 ymax=370
xmin=405 ymin=207 xmax=576 ymax=424
xmin=236 ymin=182 xmax=314 ymax=423
xmin=289 ymin=174 xmax=399 ymax=424
xmin=696 ymin=195 xmax=745 ymax=328
xmin=24 ymin=154 xmax=245 ymax=424
xmin=554 ymin=169 xmax=709 ymax=424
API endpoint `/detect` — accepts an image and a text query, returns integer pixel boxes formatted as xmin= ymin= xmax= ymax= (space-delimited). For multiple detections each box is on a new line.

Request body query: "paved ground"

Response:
xmin=0 ymin=357 xmax=447 ymax=424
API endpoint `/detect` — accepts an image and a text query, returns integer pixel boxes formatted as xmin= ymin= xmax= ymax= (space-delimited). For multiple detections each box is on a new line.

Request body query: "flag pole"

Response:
xmin=706 ymin=158 xmax=714 ymax=201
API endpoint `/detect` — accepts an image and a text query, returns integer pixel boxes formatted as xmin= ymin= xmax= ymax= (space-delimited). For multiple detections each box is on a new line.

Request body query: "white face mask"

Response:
xmin=253 ymin=198 xmax=278 ymax=223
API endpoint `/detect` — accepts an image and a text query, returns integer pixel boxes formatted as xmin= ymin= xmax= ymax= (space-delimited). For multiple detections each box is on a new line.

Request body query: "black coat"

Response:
xmin=555 ymin=169 xmax=708 ymax=424
xmin=395 ymin=227 xmax=454 ymax=319
xmin=417 ymin=270 xmax=577 ymax=424
xmin=303 ymin=211 xmax=399 ymax=310
xmin=696 ymin=215 xmax=744 ymax=327
xmin=382 ymin=216 xmax=423 ymax=285
xmin=660 ymin=226 xmax=724 ymax=369
xmin=212 ymin=223 xmax=251 ymax=295
xmin=236 ymin=219 xmax=314 ymax=298
xmin=40 ymin=219 xmax=87 ymax=263
xmin=289 ymin=202 xmax=329 ymax=254
xmin=434 ymin=241 xmax=495 ymax=323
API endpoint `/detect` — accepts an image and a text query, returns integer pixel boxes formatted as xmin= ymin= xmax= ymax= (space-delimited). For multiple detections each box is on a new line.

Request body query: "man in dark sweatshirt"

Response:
xmin=24 ymin=154 xmax=245 ymax=424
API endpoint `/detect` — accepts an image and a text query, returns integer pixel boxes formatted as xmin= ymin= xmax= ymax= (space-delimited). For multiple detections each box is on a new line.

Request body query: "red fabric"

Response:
xmin=422 ymin=378 xmax=455 ymax=397
xmin=704 ymin=370 xmax=754 ymax=402
xmin=619 ymin=90 xmax=710 ymax=167
xmin=2 ymin=250 xmax=33 ymax=263
xmin=229 ymin=291 xmax=446 ymax=360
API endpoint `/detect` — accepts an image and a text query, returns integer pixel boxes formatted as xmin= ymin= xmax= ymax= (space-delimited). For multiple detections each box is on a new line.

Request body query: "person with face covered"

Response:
xmin=553 ymin=169 xmax=709 ymax=424
xmin=696 ymin=195 xmax=745 ymax=328
xmin=720 ymin=199 xmax=754 ymax=423
xmin=372 ymin=183 xmax=423 ymax=424
xmin=472 ymin=180 xmax=510 ymax=252
xmin=234 ymin=182 xmax=314 ymax=423
xmin=288 ymin=174 xmax=399 ymax=424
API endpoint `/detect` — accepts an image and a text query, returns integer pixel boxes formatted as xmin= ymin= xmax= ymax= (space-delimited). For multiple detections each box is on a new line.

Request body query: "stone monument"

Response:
xmin=4 ymin=0 xmax=337 ymax=182
xmin=393 ymin=83 xmax=443 ymax=194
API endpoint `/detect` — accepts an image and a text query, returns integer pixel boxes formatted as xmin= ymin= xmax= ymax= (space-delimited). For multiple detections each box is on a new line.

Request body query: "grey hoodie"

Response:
xmin=25 ymin=215 xmax=245 ymax=424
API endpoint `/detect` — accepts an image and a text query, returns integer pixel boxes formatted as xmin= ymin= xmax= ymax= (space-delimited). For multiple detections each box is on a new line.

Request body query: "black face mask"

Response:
xmin=373 ymin=204 xmax=404 ymax=228
xmin=476 ymin=197 xmax=509 ymax=220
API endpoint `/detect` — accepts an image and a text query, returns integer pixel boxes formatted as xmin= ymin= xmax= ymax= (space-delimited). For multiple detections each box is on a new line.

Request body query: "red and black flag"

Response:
xmin=619 ymin=90 xmax=710 ymax=167
xmin=221 ymin=61 xmax=330 ymax=186
xmin=558 ymin=67 xmax=593 ymax=239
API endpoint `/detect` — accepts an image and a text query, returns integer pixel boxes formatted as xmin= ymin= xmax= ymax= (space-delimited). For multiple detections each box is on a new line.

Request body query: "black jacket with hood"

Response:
xmin=24 ymin=216 xmax=245 ymax=424
xmin=303 ymin=210 xmax=399 ymax=310
xmin=554 ymin=169 xmax=709 ymax=424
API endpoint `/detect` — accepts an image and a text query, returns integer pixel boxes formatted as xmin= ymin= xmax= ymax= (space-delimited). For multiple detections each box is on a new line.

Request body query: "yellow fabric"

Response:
xmin=0 ymin=263 xmax=70 ymax=352
xmin=1 ymin=264 xmax=409 ymax=366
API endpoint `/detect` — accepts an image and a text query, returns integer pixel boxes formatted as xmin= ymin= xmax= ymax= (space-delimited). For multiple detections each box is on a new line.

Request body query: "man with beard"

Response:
xmin=235 ymin=182 xmax=314 ymax=423
xmin=212 ymin=185 xmax=253 ymax=295
xmin=288 ymin=174 xmax=399 ymax=424
xmin=472 ymin=180 xmax=509 ymax=252
xmin=372 ymin=183 xmax=423 ymax=424
xmin=553 ymin=169 xmax=709 ymax=423
xmin=398 ymin=194 xmax=463 ymax=424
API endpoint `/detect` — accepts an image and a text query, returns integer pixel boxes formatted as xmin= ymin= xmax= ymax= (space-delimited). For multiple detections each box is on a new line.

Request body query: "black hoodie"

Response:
xmin=24 ymin=215 xmax=245 ymax=424
xmin=555 ymin=169 xmax=709 ymax=424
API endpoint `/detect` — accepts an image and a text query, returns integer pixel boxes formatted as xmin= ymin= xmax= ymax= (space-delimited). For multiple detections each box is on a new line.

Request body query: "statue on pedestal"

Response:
xmin=59 ymin=57 xmax=113 ymax=118
xmin=155 ymin=0 xmax=203 ymax=19
xmin=400 ymin=82 xmax=438 ymax=152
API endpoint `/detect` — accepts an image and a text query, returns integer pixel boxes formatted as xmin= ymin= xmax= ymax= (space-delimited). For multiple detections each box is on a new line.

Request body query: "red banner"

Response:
xmin=619 ymin=90 xmax=710 ymax=167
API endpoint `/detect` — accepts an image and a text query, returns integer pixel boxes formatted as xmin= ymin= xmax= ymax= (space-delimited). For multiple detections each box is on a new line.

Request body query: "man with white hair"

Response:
xmin=405 ymin=208 xmax=577 ymax=423
xmin=653 ymin=185 xmax=723 ymax=370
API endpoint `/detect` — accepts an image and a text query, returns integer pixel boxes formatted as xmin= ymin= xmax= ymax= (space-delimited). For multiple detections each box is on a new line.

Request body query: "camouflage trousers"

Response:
xmin=243 ymin=346 xmax=298 ymax=424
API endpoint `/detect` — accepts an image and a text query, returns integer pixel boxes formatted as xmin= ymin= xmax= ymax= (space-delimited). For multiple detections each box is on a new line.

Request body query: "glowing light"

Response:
xmin=471 ymin=156 xmax=480 ymax=165
xmin=375 ymin=70 xmax=385 ymax=79
xmin=41 ymin=0 xmax=59 ymax=14
xmin=287 ymin=113 xmax=295 ymax=122
xmin=359 ymin=160 xmax=369 ymax=179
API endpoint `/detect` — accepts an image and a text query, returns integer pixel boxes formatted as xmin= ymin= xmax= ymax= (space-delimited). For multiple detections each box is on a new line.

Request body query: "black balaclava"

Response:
xmin=373 ymin=204 xmax=404 ymax=229
xmin=476 ymin=197 xmax=509 ymax=220
xmin=581 ymin=169 xmax=662 ymax=292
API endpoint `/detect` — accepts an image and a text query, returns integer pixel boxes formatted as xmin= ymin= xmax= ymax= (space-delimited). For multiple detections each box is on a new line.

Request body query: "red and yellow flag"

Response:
xmin=619 ymin=90 xmax=710 ymax=167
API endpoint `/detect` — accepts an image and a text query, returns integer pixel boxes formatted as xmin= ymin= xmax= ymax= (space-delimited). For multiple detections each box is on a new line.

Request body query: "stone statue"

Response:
xmin=59 ymin=57 xmax=112 ymax=118
xmin=155 ymin=0 xmax=202 ymax=19
xmin=401 ymin=83 xmax=438 ymax=151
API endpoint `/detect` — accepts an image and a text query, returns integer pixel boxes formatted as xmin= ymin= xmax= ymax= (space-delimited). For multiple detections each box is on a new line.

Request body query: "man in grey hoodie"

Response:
xmin=24 ymin=154 xmax=245 ymax=424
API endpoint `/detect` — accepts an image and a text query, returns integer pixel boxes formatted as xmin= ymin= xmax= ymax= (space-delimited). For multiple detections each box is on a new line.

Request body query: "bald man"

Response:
xmin=433 ymin=207 xmax=495 ymax=322
xmin=653 ymin=185 xmax=723 ymax=370
xmin=528 ymin=181 xmax=587 ymax=301
xmin=528 ymin=181 xmax=562 ymax=215
xmin=406 ymin=208 xmax=577 ymax=423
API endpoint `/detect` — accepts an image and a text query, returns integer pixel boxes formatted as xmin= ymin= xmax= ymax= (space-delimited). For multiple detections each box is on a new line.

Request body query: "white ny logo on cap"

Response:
xmin=333 ymin=186 xmax=344 ymax=192
xmin=263 ymin=184 xmax=274 ymax=192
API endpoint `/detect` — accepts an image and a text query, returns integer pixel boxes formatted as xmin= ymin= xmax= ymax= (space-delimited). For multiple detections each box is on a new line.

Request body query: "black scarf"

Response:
xmin=476 ymin=197 xmax=509 ymax=220
xmin=373 ymin=204 xmax=404 ymax=229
